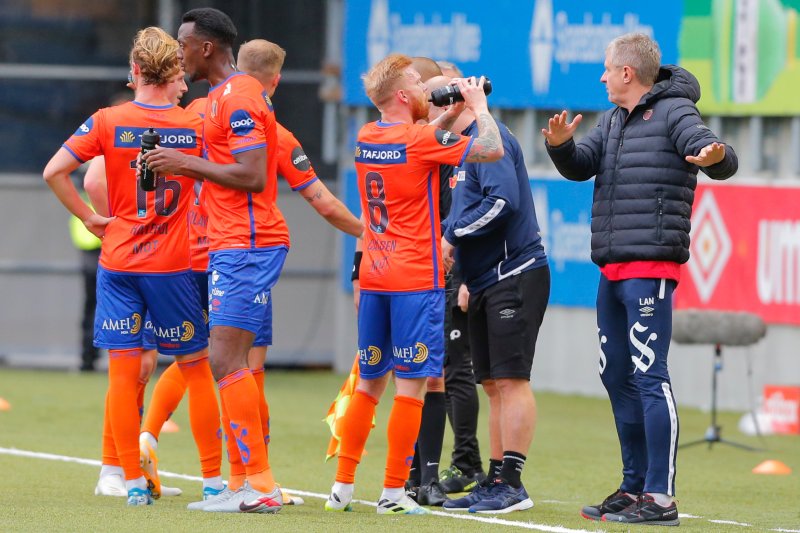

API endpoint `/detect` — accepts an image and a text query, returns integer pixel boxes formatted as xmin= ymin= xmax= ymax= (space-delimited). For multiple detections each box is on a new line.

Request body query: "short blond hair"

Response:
xmin=363 ymin=53 xmax=413 ymax=108
xmin=237 ymin=39 xmax=286 ymax=77
xmin=130 ymin=27 xmax=181 ymax=86
xmin=607 ymin=33 xmax=661 ymax=85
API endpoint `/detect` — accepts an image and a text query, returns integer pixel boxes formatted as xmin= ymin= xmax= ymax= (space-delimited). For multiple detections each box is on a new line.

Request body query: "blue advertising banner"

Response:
xmin=343 ymin=0 xmax=681 ymax=109
xmin=531 ymin=177 xmax=597 ymax=307
xmin=341 ymin=168 xmax=599 ymax=308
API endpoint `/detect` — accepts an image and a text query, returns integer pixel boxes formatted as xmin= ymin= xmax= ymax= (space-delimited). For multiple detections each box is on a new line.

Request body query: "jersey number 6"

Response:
xmin=136 ymin=177 xmax=181 ymax=218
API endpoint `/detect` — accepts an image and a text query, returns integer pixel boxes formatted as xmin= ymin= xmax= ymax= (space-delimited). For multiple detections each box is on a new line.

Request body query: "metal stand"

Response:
xmin=680 ymin=344 xmax=762 ymax=451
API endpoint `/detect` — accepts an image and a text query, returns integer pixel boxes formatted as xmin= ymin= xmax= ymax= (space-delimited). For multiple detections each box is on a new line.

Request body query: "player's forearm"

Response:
xmin=300 ymin=182 xmax=363 ymax=237
xmin=466 ymin=110 xmax=503 ymax=162
xmin=182 ymin=155 xmax=265 ymax=192
xmin=44 ymin=170 xmax=95 ymax=222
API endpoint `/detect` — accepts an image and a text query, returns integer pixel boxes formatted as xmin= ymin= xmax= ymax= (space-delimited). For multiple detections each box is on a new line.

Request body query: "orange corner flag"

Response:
xmin=161 ymin=419 xmax=180 ymax=433
xmin=752 ymin=460 xmax=792 ymax=475
xmin=0 ymin=397 xmax=10 ymax=411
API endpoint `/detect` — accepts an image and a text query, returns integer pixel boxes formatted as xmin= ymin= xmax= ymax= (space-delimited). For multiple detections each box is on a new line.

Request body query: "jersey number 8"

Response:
xmin=365 ymin=171 xmax=388 ymax=233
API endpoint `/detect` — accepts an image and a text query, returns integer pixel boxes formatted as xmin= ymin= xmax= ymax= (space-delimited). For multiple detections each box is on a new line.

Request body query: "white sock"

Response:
xmin=332 ymin=482 xmax=354 ymax=500
xmin=99 ymin=464 xmax=123 ymax=479
xmin=203 ymin=475 xmax=225 ymax=491
xmin=125 ymin=476 xmax=148 ymax=492
xmin=139 ymin=432 xmax=158 ymax=449
xmin=648 ymin=492 xmax=674 ymax=506
xmin=380 ymin=487 xmax=405 ymax=502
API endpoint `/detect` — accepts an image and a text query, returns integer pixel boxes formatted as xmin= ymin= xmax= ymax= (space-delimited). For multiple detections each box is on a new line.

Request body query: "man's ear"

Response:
xmin=202 ymin=41 xmax=214 ymax=59
xmin=622 ymin=65 xmax=634 ymax=84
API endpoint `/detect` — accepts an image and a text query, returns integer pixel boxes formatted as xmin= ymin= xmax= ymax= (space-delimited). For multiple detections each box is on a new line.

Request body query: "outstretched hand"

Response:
xmin=685 ymin=142 xmax=726 ymax=167
xmin=541 ymin=110 xmax=583 ymax=147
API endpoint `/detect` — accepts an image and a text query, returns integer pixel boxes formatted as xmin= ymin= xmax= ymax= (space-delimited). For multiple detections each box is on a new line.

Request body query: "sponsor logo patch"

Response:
xmin=355 ymin=142 xmax=407 ymax=164
xmin=230 ymin=109 xmax=256 ymax=136
xmin=74 ymin=117 xmax=94 ymax=136
xmin=290 ymin=146 xmax=311 ymax=171
xmin=435 ymin=129 xmax=460 ymax=146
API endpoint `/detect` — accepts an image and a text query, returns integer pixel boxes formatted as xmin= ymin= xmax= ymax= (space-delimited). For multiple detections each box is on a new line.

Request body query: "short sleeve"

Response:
xmin=415 ymin=124 xmax=474 ymax=167
xmin=276 ymin=126 xmax=317 ymax=190
xmin=63 ymin=110 xmax=104 ymax=163
xmin=219 ymin=88 xmax=267 ymax=156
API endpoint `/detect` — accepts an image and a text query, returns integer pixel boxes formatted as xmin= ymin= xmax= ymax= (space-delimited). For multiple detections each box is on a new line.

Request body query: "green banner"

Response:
xmin=681 ymin=0 xmax=800 ymax=115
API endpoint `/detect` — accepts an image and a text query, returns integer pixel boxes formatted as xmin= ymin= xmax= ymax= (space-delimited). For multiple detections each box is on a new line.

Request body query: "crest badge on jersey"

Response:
xmin=643 ymin=109 xmax=654 ymax=121
xmin=449 ymin=170 xmax=465 ymax=189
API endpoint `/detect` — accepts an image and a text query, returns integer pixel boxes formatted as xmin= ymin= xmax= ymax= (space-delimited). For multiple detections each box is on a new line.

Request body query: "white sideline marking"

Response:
xmin=0 ymin=446 xmax=596 ymax=532
xmin=3 ymin=446 xmax=799 ymax=532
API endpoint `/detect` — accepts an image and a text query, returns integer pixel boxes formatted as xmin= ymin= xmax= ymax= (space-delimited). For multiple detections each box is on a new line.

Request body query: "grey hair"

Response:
xmin=606 ymin=32 xmax=661 ymax=85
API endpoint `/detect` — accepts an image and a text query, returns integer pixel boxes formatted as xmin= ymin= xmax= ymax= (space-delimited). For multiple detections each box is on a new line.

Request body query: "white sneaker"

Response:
xmin=377 ymin=493 xmax=430 ymax=515
xmin=203 ymin=482 xmax=282 ymax=514
xmin=160 ymin=484 xmax=182 ymax=497
xmin=324 ymin=487 xmax=353 ymax=511
xmin=187 ymin=487 xmax=234 ymax=511
xmin=95 ymin=473 xmax=127 ymax=497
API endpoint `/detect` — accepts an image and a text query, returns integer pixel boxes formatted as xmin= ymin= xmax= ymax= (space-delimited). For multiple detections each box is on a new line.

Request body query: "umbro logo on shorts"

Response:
xmin=499 ymin=308 xmax=515 ymax=319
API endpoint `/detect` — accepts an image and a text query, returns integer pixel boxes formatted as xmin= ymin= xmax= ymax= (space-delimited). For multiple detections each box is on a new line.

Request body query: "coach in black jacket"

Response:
xmin=543 ymin=33 xmax=737 ymax=526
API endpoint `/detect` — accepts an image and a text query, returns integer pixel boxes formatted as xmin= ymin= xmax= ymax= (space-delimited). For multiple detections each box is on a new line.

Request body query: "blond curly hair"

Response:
xmin=130 ymin=27 xmax=181 ymax=86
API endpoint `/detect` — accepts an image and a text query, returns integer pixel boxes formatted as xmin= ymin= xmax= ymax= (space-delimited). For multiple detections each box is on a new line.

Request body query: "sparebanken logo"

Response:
xmin=687 ymin=190 xmax=731 ymax=302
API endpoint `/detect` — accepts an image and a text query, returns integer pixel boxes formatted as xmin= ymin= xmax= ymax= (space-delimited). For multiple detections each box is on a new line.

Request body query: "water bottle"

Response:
xmin=139 ymin=128 xmax=160 ymax=191
xmin=429 ymin=77 xmax=492 ymax=107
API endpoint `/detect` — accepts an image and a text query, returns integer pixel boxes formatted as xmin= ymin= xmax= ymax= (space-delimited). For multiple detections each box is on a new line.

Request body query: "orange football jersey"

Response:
xmin=184 ymin=97 xmax=209 ymax=272
xmin=276 ymin=122 xmax=318 ymax=191
xmin=64 ymin=101 xmax=202 ymax=273
xmin=355 ymin=121 xmax=472 ymax=292
xmin=202 ymin=73 xmax=288 ymax=251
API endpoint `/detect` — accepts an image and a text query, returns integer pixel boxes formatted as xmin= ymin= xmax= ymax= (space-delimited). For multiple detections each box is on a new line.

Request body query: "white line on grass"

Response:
xmin=3 ymin=446 xmax=798 ymax=533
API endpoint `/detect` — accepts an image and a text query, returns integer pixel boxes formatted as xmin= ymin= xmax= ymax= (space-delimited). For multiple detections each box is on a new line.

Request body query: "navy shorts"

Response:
xmin=142 ymin=270 xmax=210 ymax=351
xmin=94 ymin=267 xmax=208 ymax=356
xmin=208 ymin=247 xmax=287 ymax=340
xmin=357 ymin=289 xmax=445 ymax=379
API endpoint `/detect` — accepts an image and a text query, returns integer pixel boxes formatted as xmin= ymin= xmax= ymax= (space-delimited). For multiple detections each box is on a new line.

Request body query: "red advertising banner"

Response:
xmin=675 ymin=183 xmax=800 ymax=325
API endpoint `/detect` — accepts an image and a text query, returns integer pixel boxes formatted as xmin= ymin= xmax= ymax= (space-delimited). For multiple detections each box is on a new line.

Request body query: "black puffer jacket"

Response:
xmin=546 ymin=65 xmax=738 ymax=266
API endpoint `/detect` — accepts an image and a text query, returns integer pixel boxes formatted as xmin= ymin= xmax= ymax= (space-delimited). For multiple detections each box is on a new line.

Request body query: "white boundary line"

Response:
xmin=2 ymin=446 xmax=798 ymax=533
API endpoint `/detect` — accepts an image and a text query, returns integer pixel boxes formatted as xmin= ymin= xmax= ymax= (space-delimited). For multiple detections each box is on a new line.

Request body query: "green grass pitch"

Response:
xmin=0 ymin=368 xmax=798 ymax=532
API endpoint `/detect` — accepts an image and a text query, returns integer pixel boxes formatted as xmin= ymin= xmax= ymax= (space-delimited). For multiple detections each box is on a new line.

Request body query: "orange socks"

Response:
xmin=141 ymin=362 xmax=186 ymax=439
xmin=107 ymin=348 xmax=144 ymax=481
xmin=101 ymin=390 xmax=119 ymax=467
xmin=384 ymin=395 xmax=424 ymax=488
xmin=336 ymin=389 xmax=379 ymax=484
xmin=220 ymin=400 xmax=246 ymax=490
xmin=218 ymin=369 xmax=272 ymax=492
xmin=177 ymin=356 xmax=222 ymax=478
xmin=251 ymin=367 xmax=270 ymax=445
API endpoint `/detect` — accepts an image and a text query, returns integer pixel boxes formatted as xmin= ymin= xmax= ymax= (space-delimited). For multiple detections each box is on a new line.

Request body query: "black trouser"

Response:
xmin=80 ymin=249 xmax=101 ymax=370
xmin=444 ymin=276 xmax=483 ymax=475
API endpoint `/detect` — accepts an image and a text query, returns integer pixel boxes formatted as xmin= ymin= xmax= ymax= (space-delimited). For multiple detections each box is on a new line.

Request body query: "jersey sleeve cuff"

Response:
xmin=230 ymin=142 xmax=267 ymax=155
xmin=457 ymin=137 xmax=475 ymax=167
xmin=62 ymin=144 xmax=86 ymax=164
xmin=291 ymin=176 xmax=319 ymax=191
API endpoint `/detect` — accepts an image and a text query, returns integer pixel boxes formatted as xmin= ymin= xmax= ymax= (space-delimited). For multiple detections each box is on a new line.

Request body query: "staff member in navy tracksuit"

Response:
xmin=441 ymin=85 xmax=550 ymax=514
xmin=542 ymin=32 xmax=738 ymax=526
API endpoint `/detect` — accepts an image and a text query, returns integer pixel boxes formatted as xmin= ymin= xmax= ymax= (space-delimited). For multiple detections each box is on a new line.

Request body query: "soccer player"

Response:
xmin=43 ymin=27 xmax=216 ymax=506
xmin=324 ymin=53 xmax=503 ymax=515
xmin=142 ymin=8 xmax=284 ymax=513
xmin=84 ymin=83 xmax=221 ymax=501
xmin=138 ymin=38 xmax=361 ymax=506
